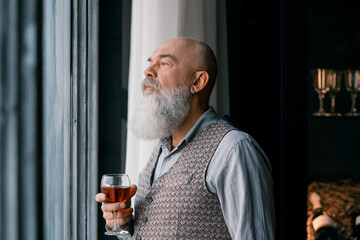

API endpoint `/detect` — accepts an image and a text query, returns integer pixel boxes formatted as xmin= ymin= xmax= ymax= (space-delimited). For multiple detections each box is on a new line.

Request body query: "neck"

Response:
xmin=171 ymin=105 xmax=208 ymax=147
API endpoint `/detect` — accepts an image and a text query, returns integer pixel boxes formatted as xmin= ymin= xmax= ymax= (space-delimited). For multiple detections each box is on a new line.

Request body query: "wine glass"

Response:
xmin=101 ymin=174 xmax=131 ymax=238
xmin=311 ymin=68 xmax=331 ymax=116
xmin=327 ymin=70 xmax=342 ymax=116
xmin=343 ymin=69 xmax=360 ymax=116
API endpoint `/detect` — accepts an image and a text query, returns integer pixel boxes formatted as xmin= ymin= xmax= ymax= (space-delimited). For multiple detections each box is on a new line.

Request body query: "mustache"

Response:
xmin=141 ymin=78 xmax=160 ymax=93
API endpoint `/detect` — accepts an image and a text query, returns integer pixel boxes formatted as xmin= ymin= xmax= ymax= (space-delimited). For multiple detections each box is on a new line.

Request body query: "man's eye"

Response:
xmin=161 ymin=62 xmax=168 ymax=66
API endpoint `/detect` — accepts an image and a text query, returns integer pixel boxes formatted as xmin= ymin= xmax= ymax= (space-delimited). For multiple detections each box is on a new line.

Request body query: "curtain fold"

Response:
xmin=126 ymin=0 xmax=229 ymax=185
xmin=0 ymin=0 xmax=41 ymax=239
xmin=42 ymin=0 xmax=98 ymax=239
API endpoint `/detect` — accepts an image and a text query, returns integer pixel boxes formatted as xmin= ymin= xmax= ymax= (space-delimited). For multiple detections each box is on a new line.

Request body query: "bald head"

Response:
xmin=161 ymin=37 xmax=218 ymax=93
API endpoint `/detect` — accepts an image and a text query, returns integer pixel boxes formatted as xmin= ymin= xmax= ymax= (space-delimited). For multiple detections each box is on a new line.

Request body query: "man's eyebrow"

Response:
xmin=147 ymin=54 xmax=178 ymax=63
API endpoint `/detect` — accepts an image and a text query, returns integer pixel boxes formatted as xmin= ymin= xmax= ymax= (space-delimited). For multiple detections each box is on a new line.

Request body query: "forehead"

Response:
xmin=150 ymin=39 xmax=197 ymax=60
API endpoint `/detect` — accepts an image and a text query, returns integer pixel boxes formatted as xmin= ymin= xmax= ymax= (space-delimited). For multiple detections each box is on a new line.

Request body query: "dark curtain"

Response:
xmin=226 ymin=0 xmax=360 ymax=239
xmin=98 ymin=0 xmax=132 ymax=239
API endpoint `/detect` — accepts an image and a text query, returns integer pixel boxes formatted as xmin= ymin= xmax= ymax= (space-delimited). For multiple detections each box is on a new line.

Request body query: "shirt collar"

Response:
xmin=159 ymin=106 xmax=219 ymax=148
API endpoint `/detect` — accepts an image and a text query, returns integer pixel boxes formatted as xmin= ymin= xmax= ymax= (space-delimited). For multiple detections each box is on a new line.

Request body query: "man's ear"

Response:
xmin=191 ymin=71 xmax=209 ymax=94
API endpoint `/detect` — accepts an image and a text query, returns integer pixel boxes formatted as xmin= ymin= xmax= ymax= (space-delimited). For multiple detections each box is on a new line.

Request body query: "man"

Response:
xmin=96 ymin=37 xmax=275 ymax=239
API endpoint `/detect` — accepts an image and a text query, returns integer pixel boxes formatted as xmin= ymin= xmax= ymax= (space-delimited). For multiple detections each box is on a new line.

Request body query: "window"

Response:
xmin=1 ymin=0 xmax=100 ymax=239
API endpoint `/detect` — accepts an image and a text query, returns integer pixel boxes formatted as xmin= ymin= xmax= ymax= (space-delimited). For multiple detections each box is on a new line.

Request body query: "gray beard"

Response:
xmin=128 ymin=85 xmax=192 ymax=140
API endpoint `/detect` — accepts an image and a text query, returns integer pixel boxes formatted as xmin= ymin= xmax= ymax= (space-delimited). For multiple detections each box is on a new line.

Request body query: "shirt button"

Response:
xmin=146 ymin=196 xmax=153 ymax=203
xmin=142 ymin=216 xmax=148 ymax=223
xmin=136 ymin=236 xmax=141 ymax=240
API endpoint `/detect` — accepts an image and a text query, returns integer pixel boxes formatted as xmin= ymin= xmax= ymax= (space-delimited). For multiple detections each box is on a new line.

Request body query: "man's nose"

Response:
xmin=144 ymin=65 xmax=157 ymax=79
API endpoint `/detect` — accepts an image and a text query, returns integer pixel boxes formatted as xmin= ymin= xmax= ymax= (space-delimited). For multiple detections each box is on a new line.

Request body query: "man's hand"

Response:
xmin=95 ymin=184 xmax=137 ymax=229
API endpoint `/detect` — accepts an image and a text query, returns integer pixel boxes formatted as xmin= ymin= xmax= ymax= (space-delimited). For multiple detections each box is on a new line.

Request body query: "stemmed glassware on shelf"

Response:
xmin=311 ymin=68 xmax=331 ymax=116
xmin=311 ymin=68 xmax=360 ymax=117
xmin=328 ymin=70 xmax=342 ymax=116
xmin=343 ymin=69 xmax=360 ymax=116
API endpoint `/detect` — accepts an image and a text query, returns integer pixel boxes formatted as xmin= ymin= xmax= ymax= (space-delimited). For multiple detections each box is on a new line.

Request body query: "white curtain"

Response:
xmin=126 ymin=0 xmax=229 ymax=185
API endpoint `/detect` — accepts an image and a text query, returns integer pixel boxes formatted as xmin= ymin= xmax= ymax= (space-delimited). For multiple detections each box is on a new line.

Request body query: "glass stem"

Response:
xmin=330 ymin=94 xmax=336 ymax=113
xmin=113 ymin=211 xmax=120 ymax=231
xmin=351 ymin=93 xmax=358 ymax=113
xmin=318 ymin=93 xmax=325 ymax=113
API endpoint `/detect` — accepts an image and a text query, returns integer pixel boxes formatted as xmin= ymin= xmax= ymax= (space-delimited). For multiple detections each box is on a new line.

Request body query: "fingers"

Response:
xmin=103 ymin=211 xmax=114 ymax=220
xmin=104 ymin=208 xmax=133 ymax=229
xmin=101 ymin=202 xmax=126 ymax=212
xmin=96 ymin=184 xmax=138 ymax=229
xmin=103 ymin=207 xmax=133 ymax=220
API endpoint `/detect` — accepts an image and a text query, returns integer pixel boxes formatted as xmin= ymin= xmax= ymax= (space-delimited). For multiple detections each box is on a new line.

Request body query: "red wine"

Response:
xmin=101 ymin=186 xmax=130 ymax=203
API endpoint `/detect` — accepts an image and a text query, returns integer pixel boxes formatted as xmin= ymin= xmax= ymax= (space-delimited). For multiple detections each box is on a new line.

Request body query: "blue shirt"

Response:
xmin=152 ymin=107 xmax=275 ymax=240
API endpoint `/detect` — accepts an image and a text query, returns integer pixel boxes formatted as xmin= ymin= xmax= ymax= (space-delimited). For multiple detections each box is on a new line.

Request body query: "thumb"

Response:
xmin=95 ymin=193 xmax=107 ymax=203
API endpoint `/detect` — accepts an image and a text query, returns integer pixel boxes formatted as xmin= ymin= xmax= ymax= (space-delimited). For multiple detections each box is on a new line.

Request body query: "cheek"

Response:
xmin=157 ymin=73 xmax=178 ymax=89
xmin=177 ymin=68 xmax=195 ymax=86
xmin=158 ymin=69 xmax=191 ymax=89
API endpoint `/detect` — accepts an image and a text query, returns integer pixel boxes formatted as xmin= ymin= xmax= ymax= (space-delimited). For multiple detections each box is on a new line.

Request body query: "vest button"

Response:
xmin=146 ymin=196 xmax=153 ymax=203
xmin=136 ymin=236 xmax=141 ymax=240
xmin=142 ymin=216 xmax=148 ymax=223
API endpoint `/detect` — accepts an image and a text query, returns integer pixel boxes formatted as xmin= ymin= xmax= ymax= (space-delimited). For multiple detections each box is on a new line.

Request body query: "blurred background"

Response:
xmin=1 ymin=0 xmax=359 ymax=239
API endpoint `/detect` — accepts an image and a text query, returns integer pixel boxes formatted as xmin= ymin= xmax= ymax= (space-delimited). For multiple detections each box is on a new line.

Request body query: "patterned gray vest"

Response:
xmin=133 ymin=119 xmax=234 ymax=240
